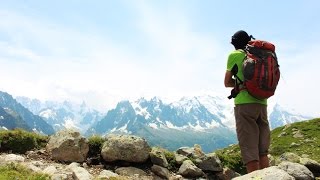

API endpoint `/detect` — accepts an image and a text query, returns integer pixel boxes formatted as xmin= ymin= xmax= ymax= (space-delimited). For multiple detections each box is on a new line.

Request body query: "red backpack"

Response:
xmin=242 ymin=40 xmax=280 ymax=99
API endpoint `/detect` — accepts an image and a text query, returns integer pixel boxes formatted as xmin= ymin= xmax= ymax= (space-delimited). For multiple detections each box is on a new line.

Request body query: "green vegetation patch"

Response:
xmin=0 ymin=129 xmax=48 ymax=154
xmin=0 ymin=163 xmax=49 ymax=180
xmin=214 ymin=118 xmax=320 ymax=175
xmin=215 ymin=144 xmax=246 ymax=175
xmin=87 ymin=135 xmax=106 ymax=157
xmin=270 ymin=118 xmax=320 ymax=162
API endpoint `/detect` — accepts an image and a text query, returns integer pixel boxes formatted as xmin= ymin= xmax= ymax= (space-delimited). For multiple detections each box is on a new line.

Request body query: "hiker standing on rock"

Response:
xmin=224 ymin=30 xmax=271 ymax=173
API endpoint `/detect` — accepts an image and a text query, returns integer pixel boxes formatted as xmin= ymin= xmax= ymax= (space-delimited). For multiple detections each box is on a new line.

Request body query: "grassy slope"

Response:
xmin=270 ymin=118 xmax=320 ymax=161
xmin=215 ymin=118 xmax=320 ymax=174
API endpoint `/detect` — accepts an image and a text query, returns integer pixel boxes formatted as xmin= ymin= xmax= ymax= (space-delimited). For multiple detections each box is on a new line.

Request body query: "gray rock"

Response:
xmin=300 ymin=157 xmax=320 ymax=176
xmin=101 ymin=134 xmax=151 ymax=163
xmin=151 ymin=165 xmax=170 ymax=179
xmin=176 ymin=145 xmax=204 ymax=159
xmin=66 ymin=162 xmax=80 ymax=170
xmin=174 ymin=153 xmax=188 ymax=165
xmin=178 ymin=160 xmax=203 ymax=178
xmin=3 ymin=154 xmax=25 ymax=163
xmin=233 ymin=166 xmax=294 ymax=180
xmin=279 ymin=152 xmax=301 ymax=163
xmin=115 ymin=167 xmax=147 ymax=176
xmin=72 ymin=166 xmax=93 ymax=180
xmin=46 ymin=129 xmax=89 ymax=162
xmin=42 ymin=165 xmax=57 ymax=176
xmin=215 ymin=167 xmax=240 ymax=180
xmin=196 ymin=152 xmax=223 ymax=172
xmin=278 ymin=161 xmax=314 ymax=180
xmin=98 ymin=170 xmax=119 ymax=179
xmin=51 ymin=173 xmax=68 ymax=180
xmin=150 ymin=147 xmax=169 ymax=167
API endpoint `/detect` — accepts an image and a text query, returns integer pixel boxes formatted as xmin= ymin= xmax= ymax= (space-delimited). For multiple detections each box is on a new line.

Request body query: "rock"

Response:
xmin=278 ymin=161 xmax=314 ymax=180
xmin=46 ymin=129 xmax=89 ymax=162
xmin=293 ymin=130 xmax=304 ymax=138
xmin=101 ymin=134 xmax=151 ymax=163
xmin=215 ymin=167 xmax=240 ymax=180
xmin=72 ymin=166 xmax=93 ymax=180
xmin=178 ymin=160 xmax=203 ymax=178
xmin=151 ymin=165 xmax=170 ymax=179
xmin=279 ymin=152 xmax=301 ymax=163
xmin=176 ymin=145 xmax=204 ymax=159
xmin=66 ymin=162 xmax=80 ymax=170
xmin=3 ymin=154 xmax=25 ymax=163
xmin=150 ymin=147 xmax=169 ymax=167
xmin=233 ymin=166 xmax=294 ymax=180
xmin=51 ymin=173 xmax=68 ymax=180
xmin=290 ymin=142 xmax=300 ymax=147
xmin=195 ymin=152 xmax=223 ymax=172
xmin=268 ymin=154 xmax=276 ymax=166
xmin=115 ymin=167 xmax=147 ymax=176
xmin=174 ymin=153 xmax=188 ymax=165
xmin=23 ymin=163 xmax=42 ymax=172
xmin=278 ymin=131 xmax=287 ymax=137
xmin=98 ymin=170 xmax=119 ymax=179
xmin=42 ymin=165 xmax=57 ymax=176
xmin=300 ymin=157 xmax=320 ymax=177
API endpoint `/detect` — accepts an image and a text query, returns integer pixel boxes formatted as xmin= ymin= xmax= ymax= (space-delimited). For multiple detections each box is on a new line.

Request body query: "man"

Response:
xmin=224 ymin=30 xmax=270 ymax=173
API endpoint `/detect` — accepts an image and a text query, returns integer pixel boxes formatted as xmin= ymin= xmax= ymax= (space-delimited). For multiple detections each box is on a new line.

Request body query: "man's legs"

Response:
xmin=246 ymin=160 xmax=260 ymax=173
xmin=257 ymin=105 xmax=270 ymax=170
xmin=259 ymin=154 xmax=269 ymax=169
xmin=246 ymin=155 xmax=269 ymax=173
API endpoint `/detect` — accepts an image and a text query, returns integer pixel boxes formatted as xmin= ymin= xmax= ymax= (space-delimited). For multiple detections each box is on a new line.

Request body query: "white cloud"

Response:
xmin=0 ymin=4 xmax=319 ymax=117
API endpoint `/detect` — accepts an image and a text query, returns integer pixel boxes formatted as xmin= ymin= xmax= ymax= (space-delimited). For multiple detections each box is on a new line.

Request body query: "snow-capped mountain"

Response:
xmin=0 ymin=91 xmax=54 ymax=135
xmin=86 ymin=95 xmax=237 ymax=152
xmin=13 ymin=92 xmax=314 ymax=152
xmin=269 ymin=103 xmax=312 ymax=129
xmin=16 ymin=97 xmax=103 ymax=134
xmin=86 ymin=95 xmax=313 ymax=152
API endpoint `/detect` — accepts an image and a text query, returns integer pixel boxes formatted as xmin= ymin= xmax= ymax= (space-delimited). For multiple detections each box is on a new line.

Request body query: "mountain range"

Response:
xmin=0 ymin=90 xmax=313 ymax=152
xmin=0 ymin=91 xmax=54 ymax=134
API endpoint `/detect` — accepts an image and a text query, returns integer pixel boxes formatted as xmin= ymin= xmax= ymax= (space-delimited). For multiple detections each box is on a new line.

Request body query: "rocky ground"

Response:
xmin=0 ymin=129 xmax=320 ymax=180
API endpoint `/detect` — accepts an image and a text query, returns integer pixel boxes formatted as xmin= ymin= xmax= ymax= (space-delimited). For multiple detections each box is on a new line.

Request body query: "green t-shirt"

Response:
xmin=226 ymin=50 xmax=267 ymax=105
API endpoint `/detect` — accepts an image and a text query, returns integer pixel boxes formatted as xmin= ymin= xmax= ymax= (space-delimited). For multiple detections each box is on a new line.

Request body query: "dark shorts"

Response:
xmin=234 ymin=103 xmax=270 ymax=164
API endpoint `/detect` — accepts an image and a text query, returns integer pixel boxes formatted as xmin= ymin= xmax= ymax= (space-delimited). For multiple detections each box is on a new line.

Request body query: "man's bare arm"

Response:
xmin=224 ymin=70 xmax=235 ymax=88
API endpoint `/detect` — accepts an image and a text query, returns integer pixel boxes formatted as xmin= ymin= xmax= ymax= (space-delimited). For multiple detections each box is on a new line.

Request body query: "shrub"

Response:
xmin=163 ymin=148 xmax=178 ymax=171
xmin=0 ymin=163 xmax=49 ymax=180
xmin=87 ymin=135 xmax=105 ymax=157
xmin=0 ymin=129 xmax=48 ymax=154
xmin=215 ymin=144 xmax=246 ymax=175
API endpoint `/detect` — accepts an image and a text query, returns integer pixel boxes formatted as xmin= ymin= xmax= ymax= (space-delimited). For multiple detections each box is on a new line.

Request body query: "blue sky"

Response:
xmin=0 ymin=0 xmax=319 ymax=116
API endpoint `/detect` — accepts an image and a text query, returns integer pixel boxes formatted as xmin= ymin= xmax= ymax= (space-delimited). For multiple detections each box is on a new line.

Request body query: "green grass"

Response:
xmin=270 ymin=118 xmax=320 ymax=162
xmin=214 ymin=118 xmax=320 ymax=175
xmin=87 ymin=135 xmax=106 ymax=157
xmin=215 ymin=144 xmax=246 ymax=175
xmin=0 ymin=163 xmax=49 ymax=180
xmin=0 ymin=129 xmax=48 ymax=153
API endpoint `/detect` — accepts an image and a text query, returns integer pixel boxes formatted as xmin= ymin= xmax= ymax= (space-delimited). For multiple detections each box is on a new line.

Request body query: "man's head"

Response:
xmin=231 ymin=30 xmax=251 ymax=50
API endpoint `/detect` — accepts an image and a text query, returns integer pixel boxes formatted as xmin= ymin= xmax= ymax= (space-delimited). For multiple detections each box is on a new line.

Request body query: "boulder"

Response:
xmin=278 ymin=161 xmax=314 ymax=180
xmin=300 ymin=157 xmax=320 ymax=177
xmin=101 ymin=134 xmax=151 ymax=163
xmin=233 ymin=166 xmax=294 ymax=180
xmin=46 ymin=129 xmax=89 ymax=162
xmin=178 ymin=160 xmax=203 ymax=178
xmin=195 ymin=152 xmax=223 ymax=172
xmin=149 ymin=147 xmax=169 ymax=167
xmin=115 ymin=167 xmax=147 ymax=176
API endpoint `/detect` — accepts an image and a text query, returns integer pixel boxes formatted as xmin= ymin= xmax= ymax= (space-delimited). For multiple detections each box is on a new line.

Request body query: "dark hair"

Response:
xmin=231 ymin=30 xmax=253 ymax=50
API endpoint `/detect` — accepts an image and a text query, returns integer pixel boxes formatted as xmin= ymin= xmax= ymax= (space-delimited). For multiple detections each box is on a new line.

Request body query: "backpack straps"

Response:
xmin=227 ymin=64 xmax=245 ymax=99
